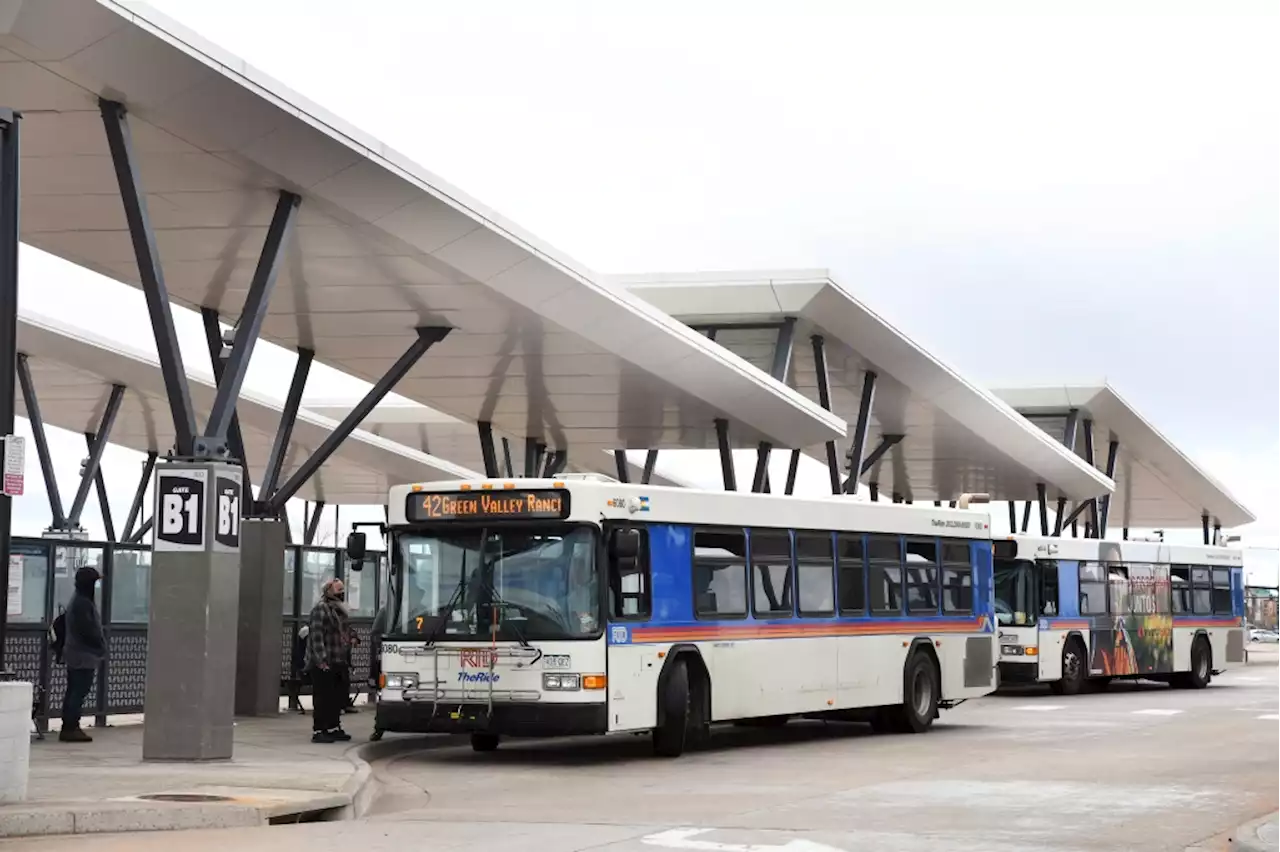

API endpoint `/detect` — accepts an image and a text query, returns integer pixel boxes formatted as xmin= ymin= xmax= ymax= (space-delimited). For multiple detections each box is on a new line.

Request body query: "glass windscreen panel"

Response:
xmin=396 ymin=526 xmax=600 ymax=641
xmin=994 ymin=558 xmax=1036 ymax=626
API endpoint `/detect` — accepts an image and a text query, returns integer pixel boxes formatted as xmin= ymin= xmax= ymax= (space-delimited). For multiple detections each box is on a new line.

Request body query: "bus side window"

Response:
xmin=693 ymin=529 xmax=748 ymax=619
xmin=1079 ymin=562 xmax=1107 ymax=616
xmin=796 ymin=531 xmax=835 ymax=617
xmin=868 ymin=535 xmax=903 ymax=615
xmin=1211 ymin=568 xmax=1232 ymax=614
xmin=608 ymin=526 xmax=650 ymax=620
xmin=940 ymin=541 xmax=972 ymax=614
xmin=750 ymin=530 xmax=794 ymax=618
xmin=905 ymin=539 xmax=939 ymax=614
xmin=1040 ymin=561 xmax=1059 ymax=616
xmin=1170 ymin=566 xmax=1190 ymax=614
xmin=837 ymin=534 xmax=866 ymax=615
xmin=1191 ymin=567 xmax=1212 ymax=614
xmin=1107 ymin=565 xmax=1129 ymax=614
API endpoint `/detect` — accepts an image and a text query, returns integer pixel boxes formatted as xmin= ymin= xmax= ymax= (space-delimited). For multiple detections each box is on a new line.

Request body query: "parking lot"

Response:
xmin=10 ymin=651 xmax=1276 ymax=852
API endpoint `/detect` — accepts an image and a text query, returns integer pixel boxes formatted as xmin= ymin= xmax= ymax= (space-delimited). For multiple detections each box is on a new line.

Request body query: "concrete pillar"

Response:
xmin=235 ymin=518 xmax=287 ymax=716
xmin=143 ymin=461 xmax=242 ymax=761
xmin=0 ymin=681 xmax=32 ymax=802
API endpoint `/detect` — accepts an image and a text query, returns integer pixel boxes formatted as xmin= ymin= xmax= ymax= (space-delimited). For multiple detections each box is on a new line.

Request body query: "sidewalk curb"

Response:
xmin=1228 ymin=811 xmax=1279 ymax=852
xmin=343 ymin=742 xmax=377 ymax=819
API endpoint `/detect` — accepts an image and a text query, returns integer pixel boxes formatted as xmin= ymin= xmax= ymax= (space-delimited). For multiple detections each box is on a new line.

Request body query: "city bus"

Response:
xmin=354 ymin=474 xmax=999 ymax=756
xmin=994 ymin=535 xmax=1247 ymax=694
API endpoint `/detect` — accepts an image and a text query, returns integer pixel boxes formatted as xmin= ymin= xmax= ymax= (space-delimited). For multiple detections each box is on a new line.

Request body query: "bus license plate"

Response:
xmin=543 ymin=655 xmax=571 ymax=669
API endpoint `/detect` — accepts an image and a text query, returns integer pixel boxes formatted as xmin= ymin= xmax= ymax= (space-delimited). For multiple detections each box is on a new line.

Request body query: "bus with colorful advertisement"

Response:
xmin=994 ymin=535 xmax=1246 ymax=693
xmin=356 ymin=474 xmax=999 ymax=756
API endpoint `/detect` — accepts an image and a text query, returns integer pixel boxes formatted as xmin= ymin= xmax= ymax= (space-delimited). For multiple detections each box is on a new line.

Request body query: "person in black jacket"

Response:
xmin=61 ymin=567 xmax=105 ymax=743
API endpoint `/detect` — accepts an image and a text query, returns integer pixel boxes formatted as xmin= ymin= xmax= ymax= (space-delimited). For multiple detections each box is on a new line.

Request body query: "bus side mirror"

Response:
xmin=610 ymin=528 xmax=640 ymax=560
xmin=346 ymin=531 xmax=367 ymax=563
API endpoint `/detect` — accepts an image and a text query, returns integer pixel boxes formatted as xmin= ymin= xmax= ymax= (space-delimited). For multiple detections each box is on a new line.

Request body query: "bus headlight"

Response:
xmin=383 ymin=673 xmax=418 ymax=690
xmin=543 ymin=673 xmax=581 ymax=691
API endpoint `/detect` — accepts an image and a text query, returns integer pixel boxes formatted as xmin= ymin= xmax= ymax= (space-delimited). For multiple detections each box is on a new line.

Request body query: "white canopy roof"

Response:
xmin=15 ymin=311 xmax=477 ymax=504
xmin=619 ymin=269 xmax=1115 ymax=504
xmin=1 ymin=0 xmax=844 ymax=462
xmin=302 ymin=400 xmax=691 ymax=490
xmin=994 ymin=384 xmax=1254 ymax=530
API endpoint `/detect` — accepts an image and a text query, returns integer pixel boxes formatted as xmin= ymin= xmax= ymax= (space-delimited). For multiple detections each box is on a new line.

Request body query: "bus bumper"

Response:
xmin=375 ymin=700 xmax=609 ymax=737
xmin=997 ymin=660 xmax=1040 ymax=685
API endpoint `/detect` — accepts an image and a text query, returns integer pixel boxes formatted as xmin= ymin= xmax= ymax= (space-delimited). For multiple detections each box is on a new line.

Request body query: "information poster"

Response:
xmin=155 ymin=468 xmax=208 ymax=552
xmin=6 ymin=554 xmax=22 ymax=617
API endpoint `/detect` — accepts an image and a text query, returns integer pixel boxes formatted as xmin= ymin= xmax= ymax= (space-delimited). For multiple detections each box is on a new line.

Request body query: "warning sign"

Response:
xmin=3 ymin=434 xmax=25 ymax=497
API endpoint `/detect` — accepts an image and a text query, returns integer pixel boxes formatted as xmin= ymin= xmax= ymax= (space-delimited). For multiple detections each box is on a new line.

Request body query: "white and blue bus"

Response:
xmin=994 ymin=535 xmax=1247 ymax=694
xmin=360 ymin=474 xmax=999 ymax=756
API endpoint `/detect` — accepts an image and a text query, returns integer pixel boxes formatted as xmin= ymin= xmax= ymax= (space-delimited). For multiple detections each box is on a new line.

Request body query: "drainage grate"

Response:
xmin=137 ymin=793 xmax=234 ymax=803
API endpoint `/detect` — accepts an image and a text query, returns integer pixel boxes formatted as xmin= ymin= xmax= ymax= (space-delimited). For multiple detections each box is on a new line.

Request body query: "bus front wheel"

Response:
xmin=470 ymin=732 xmax=500 ymax=752
xmin=653 ymin=658 xmax=691 ymax=757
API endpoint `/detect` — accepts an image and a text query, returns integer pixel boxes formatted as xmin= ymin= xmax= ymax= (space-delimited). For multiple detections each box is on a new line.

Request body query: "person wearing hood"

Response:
xmin=61 ymin=566 xmax=106 ymax=743
xmin=306 ymin=578 xmax=352 ymax=743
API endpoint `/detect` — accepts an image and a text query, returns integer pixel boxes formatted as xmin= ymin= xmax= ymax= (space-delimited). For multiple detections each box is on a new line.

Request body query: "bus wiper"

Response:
xmin=476 ymin=543 xmax=533 ymax=650
xmin=421 ymin=551 xmax=468 ymax=648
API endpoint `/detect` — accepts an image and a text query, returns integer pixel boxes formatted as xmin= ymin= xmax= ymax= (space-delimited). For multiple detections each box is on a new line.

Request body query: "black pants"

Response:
xmin=62 ymin=668 xmax=95 ymax=730
xmin=311 ymin=666 xmax=344 ymax=733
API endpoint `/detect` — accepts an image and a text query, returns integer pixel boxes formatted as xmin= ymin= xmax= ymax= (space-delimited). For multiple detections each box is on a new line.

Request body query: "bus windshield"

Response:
xmin=396 ymin=526 xmax=600 ymax=641
xmin=994 ymin=558 xmax=1035 ymax=627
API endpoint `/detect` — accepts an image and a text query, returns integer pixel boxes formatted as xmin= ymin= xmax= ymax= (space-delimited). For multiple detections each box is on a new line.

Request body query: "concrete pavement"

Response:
xmin=0 ymin=709 xmax=380 ymax=838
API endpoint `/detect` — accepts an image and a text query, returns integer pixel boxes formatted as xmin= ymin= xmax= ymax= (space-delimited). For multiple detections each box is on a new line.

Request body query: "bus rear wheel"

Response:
xmin=1051 ymin=639 xmax=1087 ymax=696
xmin=1173 ymin=637 xmax=1212 ymax=689
xmin=877 ymin=651 xmax=939 ymax=734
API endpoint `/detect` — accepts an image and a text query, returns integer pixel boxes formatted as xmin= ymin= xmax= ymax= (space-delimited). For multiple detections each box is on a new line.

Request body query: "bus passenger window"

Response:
xmin=693 ymin=529 xmax=747 ymax=618
xmin=1039 ymin=562 xmax=1059 ymax=616
xmin=1170 ymin=566 xmax=1190 ymax=613
xmin=837 ymin=535 xmax=866 ymax=615
xmin=868 ymin=535 xmax=903 ymax=615
xmin=1191 ymin=568 xmax=1212 ymax=614
xmin=1212 ymin=569 xmax=1232 ymax=614
xmin=905 ymin=539 xmax=939 ymax=614
xmin=750 ymin=531 xmax=794 ymax=618
xmin=1079 ymin=562 xmax=1108 ymax=616
xmin=1108 ymin=566 xmax=1129 ymax=614
xmin=941 ymin=542 xmax=972 ymax=614
xmin=796 ymin=532 xmax=835 ymax=617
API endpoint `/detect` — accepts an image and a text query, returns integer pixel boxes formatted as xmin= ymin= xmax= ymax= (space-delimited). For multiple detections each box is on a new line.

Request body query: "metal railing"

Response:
xmin=1 ymin=535 xmax=385 ymax=729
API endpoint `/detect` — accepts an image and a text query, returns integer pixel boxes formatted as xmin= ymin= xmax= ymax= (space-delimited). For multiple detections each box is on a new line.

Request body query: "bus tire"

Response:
xmin=653 ymin=658 xmax=691 ymax=757
xmin=1051 ymin=638 xmax=1087 ymax=696
xmin=470 ymin=732 xmax=499 ymax=752
xmin=884 ymin=651 xmax=939 ymax=734
xmin=1174 ymin=637 xmax=1212 ymax=689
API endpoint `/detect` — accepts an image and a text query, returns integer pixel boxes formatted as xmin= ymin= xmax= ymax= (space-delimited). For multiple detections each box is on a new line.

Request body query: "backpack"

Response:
xmin=49 ymin=607 xmax=67 ymax=664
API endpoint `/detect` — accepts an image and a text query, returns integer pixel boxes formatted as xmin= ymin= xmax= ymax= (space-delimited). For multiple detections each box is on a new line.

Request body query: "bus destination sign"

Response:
xmin=405 ymin=489 xmax=571 ymax=523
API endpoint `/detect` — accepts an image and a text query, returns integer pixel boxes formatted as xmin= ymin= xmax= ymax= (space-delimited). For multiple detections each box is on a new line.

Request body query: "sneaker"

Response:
xmin=59 ymin=727 xmax=92 ymax=743
xmin=330 ymin=728 xmax=352 ymax=741
xmin=311 ymin=730 xmax=336 ymax=744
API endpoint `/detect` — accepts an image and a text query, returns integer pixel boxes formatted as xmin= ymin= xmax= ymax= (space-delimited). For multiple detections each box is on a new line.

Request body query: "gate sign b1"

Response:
xmin=213 ymin=470 xmax=242 ymax=551
xmin=155 ymin=468 xmax=207 ymax=551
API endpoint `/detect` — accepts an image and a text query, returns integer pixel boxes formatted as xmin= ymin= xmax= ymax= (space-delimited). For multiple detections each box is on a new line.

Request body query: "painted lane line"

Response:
xmin=1257 ymin=714 xmax=1279 ymax=721
xmin=1227 ymin=676 xmax=1264 ymax=683
xmin=1013 ymin=705 xmax=1065 ymax=712
xmin=642 ymin=828 xmax=846 ymax=851
xmin=1132 ymin=709 xmax=1184 ymax=716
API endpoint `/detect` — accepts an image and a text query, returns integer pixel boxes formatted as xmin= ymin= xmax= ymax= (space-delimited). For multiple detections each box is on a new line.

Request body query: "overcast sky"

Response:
xmin=10 ymin=1 xmax=1278 ymax=579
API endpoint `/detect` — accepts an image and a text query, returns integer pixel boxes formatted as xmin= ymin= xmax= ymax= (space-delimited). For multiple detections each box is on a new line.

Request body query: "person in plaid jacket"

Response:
xmin=306 ymin=578 xmax=352 ymax=743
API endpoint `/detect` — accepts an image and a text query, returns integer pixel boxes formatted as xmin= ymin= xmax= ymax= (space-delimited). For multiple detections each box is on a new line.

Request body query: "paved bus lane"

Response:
xmin=5 ymin=656 xmax=1276 ymax=852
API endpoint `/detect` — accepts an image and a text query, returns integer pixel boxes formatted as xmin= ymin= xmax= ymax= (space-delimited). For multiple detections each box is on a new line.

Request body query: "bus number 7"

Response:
xmin=416 ymin=616 xmax=424 ymax=631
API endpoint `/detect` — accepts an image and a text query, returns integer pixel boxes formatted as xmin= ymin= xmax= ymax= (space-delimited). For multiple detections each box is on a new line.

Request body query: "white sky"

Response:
xmin=9 ymin=0 xmax=1278 ymax=582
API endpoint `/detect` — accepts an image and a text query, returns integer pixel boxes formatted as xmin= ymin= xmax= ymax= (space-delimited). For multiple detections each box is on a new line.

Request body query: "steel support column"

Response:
xmin=502 ymin=438 xmax=514 ymax=477
xmin=751 ymin=443 xmax=772 ymax=493
xmin=0 ymin=109 xmax=18 ymax=669
xmin=129 ymin=516 xmax=153 ymax=544
xmin=784 ymin=449 xmax=801 ymax=496
xmin=1008 ymin=502 xmax=1017 ymax=533
xmin=641 ymin=450 xmax=658 ymax=485
xmin=68 ymin=385 xmax=125 ymax=528
xmin=100 ymin=99 xmax=198 ymax=457
xmin=1081 ymin=419 xmax=1100 ymax=537
xmin=542 ymin=450 xmax=567 ymax=477
xmin=203 ymin=192 xmax=300 ymax=449
xmin=121 ymin=451 xmax=157 ymax=542
xmin=1037 ymin=483 xmax=1049 ymax=536
xmin=259 ymin=347 xmax=314 ymax=506
xmin=1062 ymin=408 xmax=1080 ymax=452
xmin=202 ymin=308 xmax=253 ymax=510
xmin=613 ymin=450 xmax=630 ymax=483
xmin=869 ymin=482 xmax=879 ymax=502
xmin=1202 ymin=513 xmax=1210 ymax=546
xmin=84 ymin=433 xmax=115 ymax=542
xmin=477 ymin=421 xmax=500 ymax=477
xmin=1213 ymin=522 xmax=1221 ymax=546
xmin=843 ymin=371 xmax=877 ymax=495
xmin=304 ymin=501 xmax=325 ymax=546
xmin=1021 ymin=500 xmax=1032 ymax=533
xmin=524 ymin=438 xmax=545 ymax=478
xmin=16 ymin=353 xmax=66 ymax=529
xmin=267 ymin=327 xmax=450 ymax=513
xmin=1098 ymin=438 xmax=1119 ymax=537
xmin=810 ymin=335 xmax=841 ymax=495
xmin=715 ymin=418 xmax=736 ymax=491
xmin=859 ymin=434 xmax=903 ymax=476
xmin=1060 ymin=500 xmax=1092 ymax=530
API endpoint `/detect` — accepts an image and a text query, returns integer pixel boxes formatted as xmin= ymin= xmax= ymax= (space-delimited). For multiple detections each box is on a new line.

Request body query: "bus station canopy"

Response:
xmin=994 ymin=384 xmax=1254 ymax=530
xmin=15 ymin=311 xmax=477 ymax=504
xmin=0 ymin=0 xmax=844 ymax=463
xmin=618 ymin=269 xmax=1115 ymax=504
xmin=303 ymin=399 xmax=690 ymax=489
